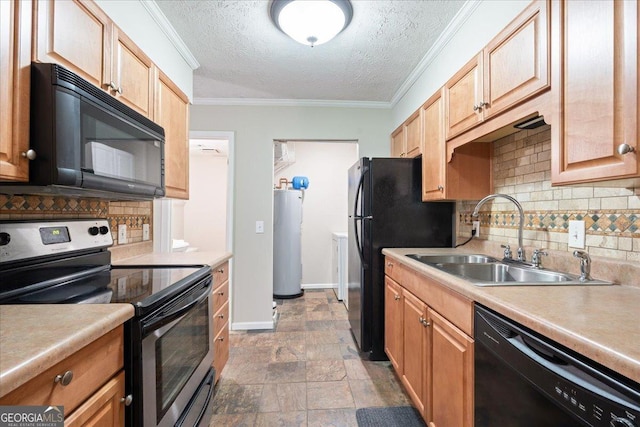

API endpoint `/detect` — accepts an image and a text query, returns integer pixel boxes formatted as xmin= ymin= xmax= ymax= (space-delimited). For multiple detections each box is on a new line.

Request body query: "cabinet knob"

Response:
xmin=437 ymin=185 xmax=444 ymax=192
xmin=217 ymin=268 xmax=225 ymax=273
xmin=418 ymin=316 xmax=430 ymax=327
xmin=218 ymin=314 xmax=224 ymax=319
xmin=617 ymin=143 xmax=636 ymax=155
xmin=394 ymin=294 xmax=400 ymax=301
xmin=54 ymin=370 xmax=73 ymax=386
xmin=217 ymin=291 xmax=224 ymax=296
xmin=387 ymin=262 xmax=393 ymax=267
xmin=473 ymin=104 xmax=480 ymax=111
xmin=120 ymin=395 xmax=133 ymax=406
xmin=21 ymin=149 xmax=36 ymax=160
xmin=218 ymin=336 xmax=225 ymax=342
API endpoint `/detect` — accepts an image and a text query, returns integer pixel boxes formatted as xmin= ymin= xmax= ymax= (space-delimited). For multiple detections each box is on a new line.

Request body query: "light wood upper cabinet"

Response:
xmin=112 ymin=27 xmax=155 ymax=117
xmin=390 ymin=110 xmax=422 ymax=158
xmin=34 ymin=0 xmax=111 ymax=89
xmin=156 ymin=70 xmax=189 ymax=199
xmin=384 ymin=276 xmax=403 ymax=373
xmin=551 ymin=0 xmax=639 ymax=184
xmin=0 ymin=0 xmax=31 ymax=182
xmin=445 ymin=0 xmax=550 ymax=140
xmin=428 ymin=308 xmax=474 ymax=427
xmin=391 ymin=125 xmax=405 ymax=157
xmin=483 ymin=0 xmax=549 ymax=120
xmin=444 ymin=53 xmax=483 ymax=140
xmin=404 ymin=109 xmax=422 ymax=157
xmin=422 ymin=90 xmax=492 ymax=201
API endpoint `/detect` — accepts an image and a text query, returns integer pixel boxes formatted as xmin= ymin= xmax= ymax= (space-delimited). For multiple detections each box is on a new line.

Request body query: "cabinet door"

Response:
xmin=404 ymin=109 xmax=422 ymax=158
xmin=0 ymin=0 xmax=31 ymax=181
xmin=551 ymin=0 xmax=638 ymax=184
xmin=421 ymin=90 xmax=446 ymax=201
xmin=384 ymin=277 xmax=403 ymax=373
xmin=390 ymin=125 xmax=405 ymax=157
xmin=402 ymin=290 xmax=428 ymax=417
xmin=112 ymin=27 xmax=154 ymax=117
xmin=428 ymin=309 xmax=473 ymax=427
xmin=156 ymin=70 xmax=190 ymax=199
xmin=64 ymin=371 xmax=125 ymax=427
xmin=34 ymin=0 xmax=111 ymax=89
xmin=444 ymin=52 xmax=483 ymax=140
xmin=483 ymin=0 xmax=550 ymax=119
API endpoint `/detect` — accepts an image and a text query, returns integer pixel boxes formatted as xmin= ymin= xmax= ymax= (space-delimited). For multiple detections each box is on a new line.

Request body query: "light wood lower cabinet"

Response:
xmin=384 ymin=257 xmax=474 ymax=427
xmin=384 ymin=277 xmax=403 ymax=372
xmin=212 ymin=260 xmax=230 ymax=383
xmin=0 ymin=326 xmax=127 ymax=427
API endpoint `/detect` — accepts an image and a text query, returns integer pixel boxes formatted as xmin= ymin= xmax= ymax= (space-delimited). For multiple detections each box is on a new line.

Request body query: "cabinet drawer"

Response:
xmin=213 ymin=261 xmax=229 ymax=286
xmin=213 ymin=322 xmax=229 ymax=383
xmin=213 ymin=301 xmax=229 ymax=336
xmin=213 ymin=281 xmax=229 ymax=314
xmin=0 ymin=326 xmax=124 ymax=414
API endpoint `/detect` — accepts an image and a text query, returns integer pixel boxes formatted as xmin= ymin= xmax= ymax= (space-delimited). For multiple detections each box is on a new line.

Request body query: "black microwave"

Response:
xmin=7 ymin=63 xmax=165 ymax=199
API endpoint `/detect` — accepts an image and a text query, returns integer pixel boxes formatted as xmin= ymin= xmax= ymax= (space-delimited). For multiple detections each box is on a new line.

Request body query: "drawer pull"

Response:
xmin=419 ymin=317 xmax=431 ymax=327
xmin=54 ymin=370 xmax=73 ymax=386
xmin=121 ymin=394 xmax=133 ymax=406
xmin=218 ymin=314 xmax=224 ymax=319
xmin=394 ymin=294 xmax=400 ymax=301
xmin=217 ymin=268 xmax=225 ymax=273
xmin=217 ymin=291 xmax=224 ymax=296
xmin=217 ymin=336 xmax=224 ymax=342
xmin=387 ymin=262 xmax=393 ymax=267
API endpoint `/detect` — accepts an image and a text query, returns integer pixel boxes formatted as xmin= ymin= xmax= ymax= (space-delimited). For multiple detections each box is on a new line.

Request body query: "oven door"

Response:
xmin=140 ymin=277 xmax=214 ymax=427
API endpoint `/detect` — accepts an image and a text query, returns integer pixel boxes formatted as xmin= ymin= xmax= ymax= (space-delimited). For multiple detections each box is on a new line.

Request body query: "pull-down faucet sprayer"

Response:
xmin=472 ymin=194 xmax=525 ymax=262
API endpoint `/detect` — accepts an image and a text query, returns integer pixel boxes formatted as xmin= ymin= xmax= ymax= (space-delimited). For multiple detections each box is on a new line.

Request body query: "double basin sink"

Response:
xmin=406 ymin=254 xmax=613 ymax=286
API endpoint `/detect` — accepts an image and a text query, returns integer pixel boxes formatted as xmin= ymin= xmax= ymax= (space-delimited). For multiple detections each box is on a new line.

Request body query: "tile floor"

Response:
xmin=209 ymin=289 xmax=414 ymax=426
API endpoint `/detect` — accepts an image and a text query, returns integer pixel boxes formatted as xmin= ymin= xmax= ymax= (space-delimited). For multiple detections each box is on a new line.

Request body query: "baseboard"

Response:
xmin=231 ymin=321 xmax=274 ymax=331
xmin=302 ymin=283 xmax=337 ymax=290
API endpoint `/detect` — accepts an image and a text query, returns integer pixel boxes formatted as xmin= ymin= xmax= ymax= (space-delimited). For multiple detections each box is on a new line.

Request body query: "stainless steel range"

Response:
xmin=0 ymin=219 xmax=216 ymax=427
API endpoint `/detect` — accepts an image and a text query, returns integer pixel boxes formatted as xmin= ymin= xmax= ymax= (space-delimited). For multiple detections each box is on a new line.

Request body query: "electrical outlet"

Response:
xmin=255 ymin=220 xmax=264 ymax=234
xmin=142 ymin=224 xmax=150 ymax=241
xmin=118 ymin=224 xmax=128 ymax=244
xmin=472 ymin=221 xmax=480 ymax=237
xmin=568 ymin=220 xmax=585 ymax=249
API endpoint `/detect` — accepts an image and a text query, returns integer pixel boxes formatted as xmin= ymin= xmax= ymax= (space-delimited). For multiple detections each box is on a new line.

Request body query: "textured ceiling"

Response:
xmin=155 ymin=0 xmax=466 ymax=103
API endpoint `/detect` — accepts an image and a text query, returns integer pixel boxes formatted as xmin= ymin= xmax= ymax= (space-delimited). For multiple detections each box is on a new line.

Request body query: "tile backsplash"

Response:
xmin=457 ymin=125 xmax=640 ymax=263
xmin=0 ymin=195 xmax=153 ymax=260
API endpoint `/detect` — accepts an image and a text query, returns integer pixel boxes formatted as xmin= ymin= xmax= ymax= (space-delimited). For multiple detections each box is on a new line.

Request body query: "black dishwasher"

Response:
xmin=475 ymin=304 xmax=640 ymax=427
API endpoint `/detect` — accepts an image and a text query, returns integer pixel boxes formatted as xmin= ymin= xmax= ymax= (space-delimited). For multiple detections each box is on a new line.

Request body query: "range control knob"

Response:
xmin=0 ymin=232 xmax=10 ymax=246
xmin=88 ymin=226 xmax=99 ymax=236
xmin=99 ymin=226 xmax=109 ymax=235
xmin=611 ymin=416 xmax=636 ymax=427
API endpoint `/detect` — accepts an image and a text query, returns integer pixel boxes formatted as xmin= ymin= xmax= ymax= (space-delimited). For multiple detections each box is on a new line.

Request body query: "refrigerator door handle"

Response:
xmin=352 ymin=166 xmax=369 ymax=269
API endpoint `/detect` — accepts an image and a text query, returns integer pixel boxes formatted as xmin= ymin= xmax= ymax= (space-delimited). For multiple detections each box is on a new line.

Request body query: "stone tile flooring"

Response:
xmin=209 ymin=289 xmax=413 ymax=426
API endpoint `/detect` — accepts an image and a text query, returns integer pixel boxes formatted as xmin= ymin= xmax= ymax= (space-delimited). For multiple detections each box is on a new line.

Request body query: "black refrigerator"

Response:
xmin=348 ymin=157 xmax=454 ymax=360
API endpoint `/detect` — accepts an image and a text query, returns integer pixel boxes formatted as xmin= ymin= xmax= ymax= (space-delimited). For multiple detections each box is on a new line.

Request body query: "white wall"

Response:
xmin=392 ymin=0 xmax=530 ymax=128
xmin=275 ymin=141 xmax=358 ymax=286
xmin=183 ymin=152 xmax=228 ymax=252
xmin=190 ymin=105 xmax=391 ymax=329
xmin=95 ymin=0 xmax=194 ymax=99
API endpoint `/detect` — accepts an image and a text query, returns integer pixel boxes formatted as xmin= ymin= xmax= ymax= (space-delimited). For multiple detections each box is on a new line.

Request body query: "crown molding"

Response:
xmin=143 ymin=1 xmax=200 ymax=70
xmin=389 ymin=0 xmax=482 ymax=107
xmin=193 ymin=97 xmax=392 ymax=109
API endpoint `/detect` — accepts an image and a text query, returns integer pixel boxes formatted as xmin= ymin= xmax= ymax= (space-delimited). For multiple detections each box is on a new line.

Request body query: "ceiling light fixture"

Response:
xmin=270 ymin=0 xmax=353 ymax=47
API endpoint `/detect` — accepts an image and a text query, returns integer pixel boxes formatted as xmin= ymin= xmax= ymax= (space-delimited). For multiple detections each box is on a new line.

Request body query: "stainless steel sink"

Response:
xmin=405 ymin=253 xmax=613 ymax=286
xmin=406 ymin=254 xmax=498 ymax=264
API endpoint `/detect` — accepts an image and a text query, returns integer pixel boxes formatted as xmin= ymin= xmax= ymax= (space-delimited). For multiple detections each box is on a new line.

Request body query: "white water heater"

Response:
xmin=273 ymin=189 xmax=303 ymax=298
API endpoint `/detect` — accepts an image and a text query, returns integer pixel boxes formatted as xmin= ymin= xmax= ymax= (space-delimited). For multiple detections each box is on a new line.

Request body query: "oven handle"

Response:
xmin=141 ymin=278 xmax=212 ymax=336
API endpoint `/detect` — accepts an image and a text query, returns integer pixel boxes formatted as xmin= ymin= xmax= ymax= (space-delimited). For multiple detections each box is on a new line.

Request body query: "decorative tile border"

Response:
xmin=461 ymin=210 xmax=640 ymax=236
xmin=0 ymin=195 xmax=109 ymax=216
xmin=108 ymin=216 xmax=148 ymax=230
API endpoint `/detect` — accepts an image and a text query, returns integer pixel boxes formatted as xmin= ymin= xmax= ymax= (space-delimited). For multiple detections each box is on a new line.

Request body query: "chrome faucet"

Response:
xmin=473 ymin=194 xmax=525 ymax=262
xmin=573 ymin=250 xmax=592 ymax=282
xmin=531 ymin=249 xmax=548 ymax=268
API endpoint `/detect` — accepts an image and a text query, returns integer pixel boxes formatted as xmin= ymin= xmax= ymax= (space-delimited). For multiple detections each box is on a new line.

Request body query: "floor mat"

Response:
xmin=356 ymin=406 xmax=425 ymax=427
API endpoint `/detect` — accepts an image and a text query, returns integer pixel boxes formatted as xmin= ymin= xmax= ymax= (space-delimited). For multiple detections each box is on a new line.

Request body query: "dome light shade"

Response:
xmin=270 ymin=0 xmax=353 ymax=47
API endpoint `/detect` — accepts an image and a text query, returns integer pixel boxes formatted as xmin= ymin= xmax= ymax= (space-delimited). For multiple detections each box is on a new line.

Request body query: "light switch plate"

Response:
xmin=568 ymin=220 xmax=585 ymax=249
xmin=256 ymin=220 xmax=264 ymax=234
xmin=118 ymin=224 xmax=128 ymax=244
xmin=142 ymin=224 xmax=150 ymax=241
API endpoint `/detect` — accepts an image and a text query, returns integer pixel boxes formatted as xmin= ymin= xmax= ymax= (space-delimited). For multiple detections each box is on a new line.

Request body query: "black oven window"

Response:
xmin=80 ymin=99 xmax=162 ymax=186
xmin=155 ymin=297 xmax=210 ymax=422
